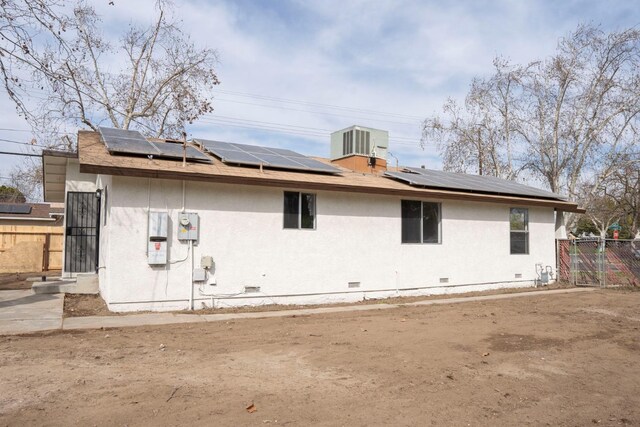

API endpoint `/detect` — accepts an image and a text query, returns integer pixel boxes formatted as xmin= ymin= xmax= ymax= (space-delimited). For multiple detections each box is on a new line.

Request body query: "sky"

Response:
xmin=1 ymin=0 xmax=638 ymax=193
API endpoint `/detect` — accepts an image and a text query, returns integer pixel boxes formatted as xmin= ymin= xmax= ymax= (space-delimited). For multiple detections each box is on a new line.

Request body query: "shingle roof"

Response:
xmin=74 ymin=130 xmax=584 ymax=213
xmin=0 ymin=203 xmax=63 ymax=220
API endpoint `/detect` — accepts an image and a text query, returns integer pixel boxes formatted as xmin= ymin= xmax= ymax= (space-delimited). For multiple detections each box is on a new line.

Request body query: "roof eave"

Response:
xmin=79 ymin=162 xmax=584 ymax=212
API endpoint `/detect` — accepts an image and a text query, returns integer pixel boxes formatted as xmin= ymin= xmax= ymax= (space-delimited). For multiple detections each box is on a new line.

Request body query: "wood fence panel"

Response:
xmin=0 ymin=225 xmax=64 ymax=273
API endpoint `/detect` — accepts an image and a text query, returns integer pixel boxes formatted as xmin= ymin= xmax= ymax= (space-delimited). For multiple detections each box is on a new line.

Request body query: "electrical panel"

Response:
xmin=148 ymin=211 xmax=168 ymax=265
xmin=178 ymin=212 xmax=199 ymax=242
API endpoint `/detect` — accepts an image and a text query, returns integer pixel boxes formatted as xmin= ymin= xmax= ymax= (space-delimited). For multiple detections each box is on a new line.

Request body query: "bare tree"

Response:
xmin=610 ymin=159 xmax=640 ymax=237
xmin=1 ymin=0 xmax=220 ymax=199
xmin=518 ymin=26 xmax=640 ymax=199
xmin=423 ymin=25 xmax=640 ymax=230
xmin=422 ymin=58 xmax=521 ymax=179
xmin=580 ymin=181 xmax=626 ymax=237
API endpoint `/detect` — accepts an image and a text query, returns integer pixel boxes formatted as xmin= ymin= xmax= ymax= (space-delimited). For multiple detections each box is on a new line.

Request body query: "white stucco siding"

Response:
xmin=102 ymin=176 xmax=556 ymax=312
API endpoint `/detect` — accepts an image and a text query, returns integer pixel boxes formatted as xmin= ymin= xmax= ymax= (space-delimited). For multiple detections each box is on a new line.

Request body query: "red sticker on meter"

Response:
xmin=155 ymin=242 xmax=161 ymax=250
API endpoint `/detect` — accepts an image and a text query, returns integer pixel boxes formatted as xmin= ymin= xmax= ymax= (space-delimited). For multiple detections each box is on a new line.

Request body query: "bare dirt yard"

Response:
xmin=1 ymin=289 xmax=639 ymax=426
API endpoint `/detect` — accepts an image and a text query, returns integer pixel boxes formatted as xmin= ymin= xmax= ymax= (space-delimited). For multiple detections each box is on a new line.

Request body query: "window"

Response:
xmin=284 ymin=192 xmax=316 ymax=229
xmin=401 ymin=200 xmax=441 ymax=244
xmin=510 ymin=208 xmax=529 ymax=254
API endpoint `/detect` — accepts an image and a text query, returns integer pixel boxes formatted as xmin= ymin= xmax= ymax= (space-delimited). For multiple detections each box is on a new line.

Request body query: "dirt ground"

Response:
xmin=63 ymin=281 xmax=576 ymax=317
xmin=1 ymin=289 xmax=639 ymax=426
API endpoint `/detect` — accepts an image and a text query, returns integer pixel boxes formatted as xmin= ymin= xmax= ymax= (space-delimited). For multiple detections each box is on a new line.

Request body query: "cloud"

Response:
xmin=1 ymin=0 xmax=637 ymax=179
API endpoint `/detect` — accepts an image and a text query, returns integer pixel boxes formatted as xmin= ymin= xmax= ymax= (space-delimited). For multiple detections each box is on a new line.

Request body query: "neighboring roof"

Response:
xmin=76 ymin=130 xmax=584 ymax=213
xmin=42 ymin=149 xmax=77 ymax=203
xmin=386 ymin=168 xmax=566 ymax=201
xmin=0 ymin=203 xmax=63 ymax=221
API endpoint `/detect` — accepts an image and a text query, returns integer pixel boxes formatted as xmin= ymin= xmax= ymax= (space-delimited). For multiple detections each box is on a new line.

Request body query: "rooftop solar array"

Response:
xmin=196 ymin=139 xmax=341 ymax=174
xmin=385 ymin=167 xmax=565 ymax=200
xmin=0 ymin=204 xmax=32 ymax=214
xmin=98 ymin=127 xmax=212 ymax=163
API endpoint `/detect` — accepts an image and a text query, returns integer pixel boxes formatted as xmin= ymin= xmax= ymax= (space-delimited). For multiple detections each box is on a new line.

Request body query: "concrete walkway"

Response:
xmin=0 ymin=290 xmax=64 ymax=335
xmin=0 ymin=287 xmax=595 ymax=335
xmin=62 ymin=287 xmax=595 ymax=332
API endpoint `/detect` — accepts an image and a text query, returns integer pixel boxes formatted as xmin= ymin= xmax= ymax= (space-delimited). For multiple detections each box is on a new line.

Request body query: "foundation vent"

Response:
xmin=439 ymin=277 xmax=449 ymax=284
xmin=348 ymin=281 xmax=361 ymax=288
xmin=244 ymin=286 xmax=261 ymax=293
xmin=515 ymin=273 xmax=522 ymax=279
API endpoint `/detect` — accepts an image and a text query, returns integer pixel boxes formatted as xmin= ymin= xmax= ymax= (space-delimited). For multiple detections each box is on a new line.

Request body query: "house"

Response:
xmin=42 ymin=125 xmax=583 ymax=312
xmin=0 ymin=202 xmax=64 ymax=226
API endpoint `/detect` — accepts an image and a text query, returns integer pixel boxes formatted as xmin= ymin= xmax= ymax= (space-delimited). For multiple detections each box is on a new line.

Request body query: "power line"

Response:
xmin=205 ymin=115 xmax=422 ymax=142
xmin=208 ymin=98 xmax=421 ymax=127
xmin=0 ymin=138 xmax=45 ymax=147
xmin=213 ymin=89 xmax=425 ymax=120
xmin=0 ymin=151 xmax=42 ymax=157
xmin=200 ymin=117 xmax=427 ymax=147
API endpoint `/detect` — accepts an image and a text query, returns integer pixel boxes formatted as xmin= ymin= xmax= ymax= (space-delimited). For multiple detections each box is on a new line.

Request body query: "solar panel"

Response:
xmin=196 ymin=139 xmax=341 ymax=174
xmin=0 ymin=204 xmax=32 ymax=214
xmin=386 ymin=168 xmax=565 ymax=200
xmin=99 ymin=127 xmax=212 ymax=163
xmin=99 ymin=127 xmax=160 ymax=156
xmin=150 ymin=141 xmax=212 ymax=163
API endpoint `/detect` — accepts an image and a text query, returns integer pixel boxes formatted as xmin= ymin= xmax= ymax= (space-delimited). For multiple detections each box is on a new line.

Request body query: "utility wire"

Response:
xmin=207 ymin=98 xmax=421 ymax=126
xmin=0 ymin=151 xmax=42 ymax=157
xmin=0 ymin=138 xmax=46 ymax=147
xmin=212 ymin=89 xmax=425 ymax=120
xmin=203 ymin=115 xmax=422 ymax=142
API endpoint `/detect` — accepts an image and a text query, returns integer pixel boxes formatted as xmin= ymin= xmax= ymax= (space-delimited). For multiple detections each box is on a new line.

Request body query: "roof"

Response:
xmin=42 ymin=149 xmax=77 ymax=203
xmin=72 ymin=130 xmax=584 ymax=213
xmin=386 ymin=168 xmax=566 ymax=201
xmin=0 ymin=203 xmax=63 ymax=221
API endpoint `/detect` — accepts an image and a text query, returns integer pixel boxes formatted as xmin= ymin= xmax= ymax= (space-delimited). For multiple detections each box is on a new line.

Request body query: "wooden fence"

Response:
xmin=0 ymin=225 xmax=64 ymax=273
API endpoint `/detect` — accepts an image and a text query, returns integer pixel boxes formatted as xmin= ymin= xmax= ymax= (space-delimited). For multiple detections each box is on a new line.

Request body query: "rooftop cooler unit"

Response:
xmin=330 ymin=125 xmax=388 ymax=161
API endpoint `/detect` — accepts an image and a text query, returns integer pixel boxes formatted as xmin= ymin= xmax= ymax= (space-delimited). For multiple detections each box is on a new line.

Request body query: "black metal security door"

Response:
xmin=65 ymin=192 xmax=100 ymax=272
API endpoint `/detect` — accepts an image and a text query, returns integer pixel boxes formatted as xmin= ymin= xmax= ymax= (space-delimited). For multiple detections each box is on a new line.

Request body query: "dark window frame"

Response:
xmin=283 ymin=191 xmax=316 ymax=230
xmin=509 ymin=207 xmax=529 ymax=254
xmin=401 ymin=200 xmax=442 ymax=244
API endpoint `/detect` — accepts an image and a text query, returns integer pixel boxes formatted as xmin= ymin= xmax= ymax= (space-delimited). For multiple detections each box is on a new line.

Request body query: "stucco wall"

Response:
xmin=101 ymin=176 xmax=556 ymax=312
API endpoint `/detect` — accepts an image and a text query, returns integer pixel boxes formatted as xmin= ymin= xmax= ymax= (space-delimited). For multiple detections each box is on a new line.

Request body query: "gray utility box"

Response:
xmin=148 ymin=211 xmax=168 ymax=265
xmin=178 ymin=212 xmax=199 ymax=242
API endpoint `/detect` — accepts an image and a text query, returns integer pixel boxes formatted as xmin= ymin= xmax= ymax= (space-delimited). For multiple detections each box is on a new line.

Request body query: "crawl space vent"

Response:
xmin=348 ymin=281 xmax=361 ymax=288
xmin=244 ymin=286 xmax=260 ymax=294
xmin=515 ymin=273 xmax=523 ymax=279
xmin=439 ymin=278 xmax=449 ymax=284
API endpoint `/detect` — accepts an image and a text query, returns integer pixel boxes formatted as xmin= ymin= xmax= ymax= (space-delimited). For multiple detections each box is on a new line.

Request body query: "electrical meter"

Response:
xmin=177 ymin=212 xmax=199 ymax=242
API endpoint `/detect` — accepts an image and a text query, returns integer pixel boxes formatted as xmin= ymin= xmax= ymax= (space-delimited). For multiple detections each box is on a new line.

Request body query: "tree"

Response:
xmin=0 ymin=185 xmax=27 ymax=203
xmin=0 ymin=0 xmax=220 ymax=198
xmin=609 ymin=159 xmax=640 ymax=238
xmin=422 ymin=58 xmax=521 ymax=179
xmin=423 ymin=25 xmax=640 ymax=210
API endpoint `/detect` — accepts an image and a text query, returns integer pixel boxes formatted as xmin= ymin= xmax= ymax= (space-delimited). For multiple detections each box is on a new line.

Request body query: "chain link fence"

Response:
xmin=557 ymin=238 xmax=640 ymax=287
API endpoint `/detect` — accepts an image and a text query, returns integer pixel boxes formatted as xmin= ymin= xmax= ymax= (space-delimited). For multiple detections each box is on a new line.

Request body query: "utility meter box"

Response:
xmin=178 ymin=212 xmax=199 ymax=242
xmin=148 ymin=211 xmax=168 ymax=265
xmin=201 ymin=255 xmax=214 ymax=269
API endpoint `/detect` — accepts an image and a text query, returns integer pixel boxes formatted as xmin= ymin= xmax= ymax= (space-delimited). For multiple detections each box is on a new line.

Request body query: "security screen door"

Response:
xmin=64 ymin=192 xmax=100 ymax=272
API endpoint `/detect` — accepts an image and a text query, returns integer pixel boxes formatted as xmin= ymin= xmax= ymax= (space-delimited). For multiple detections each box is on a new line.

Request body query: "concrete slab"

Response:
xmin=0 ymin=290 xmax=63 ymax=335
xmin=404 ymin=287 xmax=596 ymax=307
